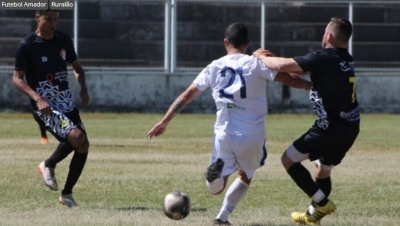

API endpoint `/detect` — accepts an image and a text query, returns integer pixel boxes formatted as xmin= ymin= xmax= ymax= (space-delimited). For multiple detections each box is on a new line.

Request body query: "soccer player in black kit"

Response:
xmin=253 ymin=17 xmax=360 ymax=225
xmin=13 ymin=10 xmax=90 ymax=208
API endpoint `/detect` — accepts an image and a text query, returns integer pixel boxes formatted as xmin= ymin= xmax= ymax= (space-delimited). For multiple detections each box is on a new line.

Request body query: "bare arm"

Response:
xmin=274 ymin=72 xmax=312 ymax=90
xmin=71 ymin=59 xmax=89 ymax=106
xmin=13 ymin=70 xmax=40 ymax=101
xmin=147 ymin=83 xmax=201 ymax=139
xmin=12 ymin=70 xmax=51 ymax=114
xmin=253 ymin=48 xmax=304 ymax=72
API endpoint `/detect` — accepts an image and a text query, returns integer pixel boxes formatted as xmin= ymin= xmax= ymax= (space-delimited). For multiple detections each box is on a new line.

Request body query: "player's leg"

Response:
xmin=38 ymin=141 xmax=75 ymax=191
xmin=314 ymin=160 xmax=333 ymax=199
xmin=34 ymin=110 xmax=74 ymax=191
xmin=213 ymin=170 xmax=250 ymax=225
xmin=295 ymin=160 xmax=334 ymax=225
xmin=206 ymin=133 xmax=235 ymax=195
xmin=35 ymin=108 xmax=89 ymax=207
xmin=307 ymin=125 xmax=358 ymax=221
xmin=32 ymin=111 xmax=48 ymax=144
xmin=206 ymin=158 xmax=226 ymax=193
xmin=282 ymin=146 xmax=325 ymax=205
xmin=39 ymin=122 xmax=48 ymax=144
xmin=60 ymin=108 xmax=89 ymax=208
xmin=213 ymin=132 xmax=266 ymax=225
xmin=283 ymin=145 xmax=334 ymax=225
xmin=284 ymin=126 xmax=337 ymax=223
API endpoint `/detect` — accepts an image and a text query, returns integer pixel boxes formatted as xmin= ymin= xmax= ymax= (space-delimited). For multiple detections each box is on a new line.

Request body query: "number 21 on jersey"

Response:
xmin=219 ymin=66 xmax=247 ymax=99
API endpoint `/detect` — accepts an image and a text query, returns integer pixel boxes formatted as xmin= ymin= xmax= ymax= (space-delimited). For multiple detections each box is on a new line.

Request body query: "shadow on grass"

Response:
xmin=115 ymin=207 xmax=293 ymax=226
xmin=191 ymin=208 xmax=207 ymax=212
xmin=116 ymin=207 xmax=207 ymax=212
xmin=236 ymin=223 xmax=296 ymax=226
xmin=91 ymin=144 xmax=149 ymax=148
xmin=116 ymin=206 xmax=155 ymax=211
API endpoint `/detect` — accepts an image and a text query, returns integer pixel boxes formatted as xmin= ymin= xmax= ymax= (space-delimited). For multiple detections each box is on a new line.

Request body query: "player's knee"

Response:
xmin=237 ymin=171 xmax=251 ymax=185
xmin=78 ymin=139 xmax=90 ymax=153
xmin=315 ymin=160 xmax=333 ymax=178
xmin=282 ymin=145 xmax=309 ymax=168
xmin=72 ymin=129 xmax=85 ymax=144
xmin=281 ymin=152 xmax=293 ymax=170
xmin=67 ymin=129 xmax=88 ymax=152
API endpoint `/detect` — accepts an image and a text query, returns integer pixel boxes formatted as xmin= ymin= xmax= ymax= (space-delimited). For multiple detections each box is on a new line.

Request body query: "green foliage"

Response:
xmin=0 ymin=113 xmax=399 ymax=225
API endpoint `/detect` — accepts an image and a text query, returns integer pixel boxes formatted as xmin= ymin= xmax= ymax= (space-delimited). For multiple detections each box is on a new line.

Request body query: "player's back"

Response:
xmin=195 ymin=53 xmax=276 ymax=135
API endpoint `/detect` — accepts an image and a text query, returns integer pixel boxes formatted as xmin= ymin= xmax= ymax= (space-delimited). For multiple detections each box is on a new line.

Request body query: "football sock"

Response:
xmin=40 ymin=124 xmax=47 ymax=138
xmin=62 ymin=151 xmax=88 ymax=195
xmin=311 ymin=189 xmax=328 ymax=205
xmin=307 ymin=177 xmax=331 ymax=214
xmin=207 ymin=177 xmax=224 ymax=194
xmin=216 ymin=178 xmax=249 ymax=222
xmin=287 ymin=163 xmax=320 ymax=198
xmin=307 ymin=204 xmax=316 ymax=215
xmin=45 ymin=142 xmax=75 ymax=168
xmin=316 ymin=177 xmax=332 ymax=197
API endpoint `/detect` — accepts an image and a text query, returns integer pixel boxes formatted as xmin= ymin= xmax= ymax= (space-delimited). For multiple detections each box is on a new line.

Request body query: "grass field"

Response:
xmin=0 ymin=113 xmax=399 ymax=226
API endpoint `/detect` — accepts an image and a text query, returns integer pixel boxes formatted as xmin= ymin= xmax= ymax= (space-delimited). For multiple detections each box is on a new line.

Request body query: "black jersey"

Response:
xmin=293 ymin=48 xmax=360 ymax=130
xmin=15 ymin=31 xmax=77 ymax=113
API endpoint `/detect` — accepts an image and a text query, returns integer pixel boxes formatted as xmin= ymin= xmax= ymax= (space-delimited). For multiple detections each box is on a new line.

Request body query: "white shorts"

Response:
xmin=210 ymin=131 xmax=267 ymax=179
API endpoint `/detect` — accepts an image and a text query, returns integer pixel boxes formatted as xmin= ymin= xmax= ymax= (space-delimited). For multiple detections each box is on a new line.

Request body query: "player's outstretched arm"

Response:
xmin=274 ymin=72 xmax=312 ymax=91
xmin=253 ymin=48 xmax=302 ymax=72
xmin=147 ymin=83 xmax=200 ymax=140
xmin=71 ymin=60 xmax=89 ymax=107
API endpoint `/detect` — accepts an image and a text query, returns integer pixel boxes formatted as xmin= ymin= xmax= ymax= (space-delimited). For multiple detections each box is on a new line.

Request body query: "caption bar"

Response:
xmin=0 ymin=0 xmax=74 ymax=10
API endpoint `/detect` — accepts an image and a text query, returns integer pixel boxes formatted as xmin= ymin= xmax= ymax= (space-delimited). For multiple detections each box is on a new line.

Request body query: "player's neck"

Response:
xmin=326 ymin=40 xmax=347 ymax=49
xmin=226 ymin=48 xmax=245 ymax=55
xmin=36 ymin=29 xmax=55 ymax=40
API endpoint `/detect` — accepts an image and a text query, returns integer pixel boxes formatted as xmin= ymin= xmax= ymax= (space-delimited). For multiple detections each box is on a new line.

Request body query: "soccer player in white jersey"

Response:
xmin=147 ymin=23 xmax=312 ymax=225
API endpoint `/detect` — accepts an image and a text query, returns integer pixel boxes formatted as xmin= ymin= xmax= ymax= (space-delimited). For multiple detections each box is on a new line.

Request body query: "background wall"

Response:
xmin=0 ymin=1 xmax=399 ymax=113
xmin=2 ymin=70 xmax=399 ymax=113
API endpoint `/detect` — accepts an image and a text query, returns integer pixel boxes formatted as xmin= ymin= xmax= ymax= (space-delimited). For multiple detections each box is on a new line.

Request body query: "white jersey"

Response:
xmin=193 ymin=53 xmax=277 ymax=135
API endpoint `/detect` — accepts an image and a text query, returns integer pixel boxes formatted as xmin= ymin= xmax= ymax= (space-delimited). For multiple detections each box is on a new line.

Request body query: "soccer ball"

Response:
xmin=162 ymin=191 xmax=191 ymax=220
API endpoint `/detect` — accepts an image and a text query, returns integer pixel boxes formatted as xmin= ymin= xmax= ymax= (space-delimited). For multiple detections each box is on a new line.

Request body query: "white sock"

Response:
xmin=206 ymin=177 xmax=224 ymax=194
xmin=216 ymin=178 xmax=249 ymax=221
xmin=311 ymin=189 xmax=326 ymax=204
xmin=308 ymin=205 xmax=315 ymax=214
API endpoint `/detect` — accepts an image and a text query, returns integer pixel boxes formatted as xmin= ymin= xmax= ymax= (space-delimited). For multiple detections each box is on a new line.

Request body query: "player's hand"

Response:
xmin=36 ymin=97 xmax=52 ymax=115
xmin=147 ymin=121 xmax=168 ymax=140
xmin=80 ymin=88 xmax=90 ymax=107
xmin=253 ymin=48 xmax=275 ymax=58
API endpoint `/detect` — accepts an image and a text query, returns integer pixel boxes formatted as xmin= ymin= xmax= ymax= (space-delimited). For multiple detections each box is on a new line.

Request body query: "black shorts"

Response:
xmin=32 ymin=107 xmax=86 ymax=142
xmin=293 ymin=122 xmax=359 ymax=166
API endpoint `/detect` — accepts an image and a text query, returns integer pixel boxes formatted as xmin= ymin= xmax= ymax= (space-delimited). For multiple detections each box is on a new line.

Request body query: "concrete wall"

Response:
xmin=1 ymin=70 xmax=399 ymax=113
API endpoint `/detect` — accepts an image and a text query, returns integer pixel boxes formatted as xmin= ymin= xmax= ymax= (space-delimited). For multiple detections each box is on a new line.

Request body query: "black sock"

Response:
xmin=45 ymin=142 xmax=74 ymax=168
xmin=62 ymin=151 xmax=88 ymax=195
xmin=316 ymin=177 xmax=332 ymax=197
xmin=287 ymin=163 xmax=319 ymax=198
xmin=306 ymin=177 xmax=331 ymax=213
xmin=40 ymin=124 xmax=47 ymax=138
xmin=317 ymin=197 xmax=329 ymax=206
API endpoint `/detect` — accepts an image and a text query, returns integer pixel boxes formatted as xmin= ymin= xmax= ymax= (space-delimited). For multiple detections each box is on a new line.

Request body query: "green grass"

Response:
xmin=0 ymin=113 xmax=399 ymax=225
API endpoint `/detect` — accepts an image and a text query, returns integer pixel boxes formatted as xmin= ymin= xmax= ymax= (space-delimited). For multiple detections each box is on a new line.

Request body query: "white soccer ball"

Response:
xmin=162 ymin=191 xmax=191 ymax=220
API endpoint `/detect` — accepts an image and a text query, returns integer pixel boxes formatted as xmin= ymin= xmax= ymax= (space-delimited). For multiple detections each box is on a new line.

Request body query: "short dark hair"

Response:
xmin=329 ymin=17 xmax=352 ymax=43
xmin=35 ymin=9 xmax=59 ymax=16
xmin=224 ymin=23 xmax=249 ymax=48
